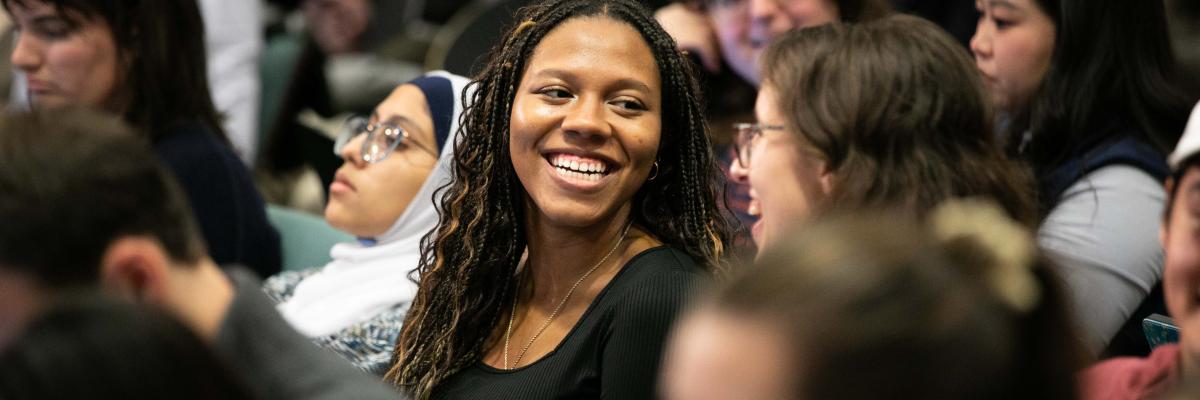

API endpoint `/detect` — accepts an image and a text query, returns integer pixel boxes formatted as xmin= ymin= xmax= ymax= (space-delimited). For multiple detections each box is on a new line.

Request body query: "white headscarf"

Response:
xmin=277 ymin=71 xmax=471 ymax=337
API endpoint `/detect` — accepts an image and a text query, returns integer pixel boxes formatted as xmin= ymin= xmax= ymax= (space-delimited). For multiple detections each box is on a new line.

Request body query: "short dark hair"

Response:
xmin=1165 ymin=155 xmax=1200 ymax=222
xmin=0 ymin=108 xmax=206 ymax=288
xmin=2 ymin=0 xmax=227 ymax=144
xmin=0 ymin=293 xmax=255 ymax=399
xmin=760 ymin=15 xmax=1038 ymax=226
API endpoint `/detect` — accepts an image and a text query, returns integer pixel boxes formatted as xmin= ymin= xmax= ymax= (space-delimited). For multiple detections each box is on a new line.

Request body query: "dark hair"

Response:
xmin=708 ymin=208 xmax=1083 ymax=399
xmin=2 ymin=0 xmax=227 ymax=143
xmin=0 ymin=293 xmax=255 ymax=400
xmin=1013 ymin=0 xmax=1195 ymax=172
xmin=701 ymin=0 xmax=890 ymax=22
xmin=386 ymin=0 xmax=732 ymax=396
xmin=760 ymin=15 xmax=1038 ymax=226
xmin=0 ymin=108 xmax=206 ymax=288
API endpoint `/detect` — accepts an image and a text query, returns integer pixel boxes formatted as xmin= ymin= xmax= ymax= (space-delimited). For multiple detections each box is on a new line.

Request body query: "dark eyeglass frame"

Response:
xmin=732 ymin=122 xmax=786 ymax=168
xmin=333 ymin=115 xmax=433 ymax=164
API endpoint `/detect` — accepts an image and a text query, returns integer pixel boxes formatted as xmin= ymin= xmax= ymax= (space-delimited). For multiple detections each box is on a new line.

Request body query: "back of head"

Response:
xmin=760 ymin=15 xmax=1037 ymax=226
xmin=2 ymin=0 xmax=226 ymax=141
xmin=0 ymin=293 xmax=254 ymax=400
xmin=713 ymin=202 xmax=1082 ymax=399
xmin=1023 ymin=0 xmax=1195 ymax=168
xmin=0 ymin=108 xmax=205 ymax=289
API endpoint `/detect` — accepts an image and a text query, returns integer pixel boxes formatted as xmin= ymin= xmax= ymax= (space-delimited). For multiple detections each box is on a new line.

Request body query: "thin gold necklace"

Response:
xmin=503 ymin=221 xmax=634 ymax=370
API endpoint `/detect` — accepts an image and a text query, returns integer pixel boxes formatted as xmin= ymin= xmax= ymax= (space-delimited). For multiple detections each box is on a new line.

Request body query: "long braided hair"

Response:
xmin=384 ymin=0 xmax=732 ymax=396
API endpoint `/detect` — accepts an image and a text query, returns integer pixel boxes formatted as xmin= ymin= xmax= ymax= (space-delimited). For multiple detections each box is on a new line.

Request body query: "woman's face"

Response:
xmin=1161 ymin=167 xmax=1200 ymax=368
xmin=970 ymin=0 xmax=1056 ymax=113
xmin=326 ymin=84 xmax=439 ymax=237
xmin=729 ymin=84 xmax=830 ymax=250
xmin=509 ymin=17 xmax=662 ymax=231
xmin=8 ymin=0 xmax=123 ymax=111
xmin=708 ymin=0 xmax=840 ymax=84
xmin=662 ymin=309 xmax=794 ymax=400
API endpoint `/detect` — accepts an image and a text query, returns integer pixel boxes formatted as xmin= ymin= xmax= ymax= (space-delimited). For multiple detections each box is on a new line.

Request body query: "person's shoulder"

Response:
xmin=607 ymin=246 xmax=710 ymax=312
xmin=1079 ymin=344 xmax=1182 ymax=400
xmin=154 ymin=123 xmax=240 ymax=166
xmin=624 ymin=246 xmax=708 ymax=283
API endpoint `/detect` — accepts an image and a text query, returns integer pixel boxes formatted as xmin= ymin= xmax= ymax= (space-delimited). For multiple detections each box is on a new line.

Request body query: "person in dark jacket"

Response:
xmin=4 ymin=0 xmax=281 ymax=277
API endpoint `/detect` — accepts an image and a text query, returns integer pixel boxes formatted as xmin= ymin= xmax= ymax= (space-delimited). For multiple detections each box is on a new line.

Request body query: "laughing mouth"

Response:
xmin=548 ymin=153 xmax=613 ymax=182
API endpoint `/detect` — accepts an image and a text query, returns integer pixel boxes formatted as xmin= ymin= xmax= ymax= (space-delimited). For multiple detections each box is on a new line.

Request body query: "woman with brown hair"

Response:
xmin=729 ymin=14 xmax=1036 ymax=249
xmin=663 ymin=201 xmax=1084 ymax=400
xmin=384 ymin=0 xmax=733 ymax=398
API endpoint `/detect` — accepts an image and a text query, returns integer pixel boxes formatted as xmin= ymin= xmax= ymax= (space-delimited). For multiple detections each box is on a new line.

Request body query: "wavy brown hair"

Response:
xmin=384 ymin=0 xmax=733 ymax=397
xmin=761 ymin=15 xmax=1038 ymax=227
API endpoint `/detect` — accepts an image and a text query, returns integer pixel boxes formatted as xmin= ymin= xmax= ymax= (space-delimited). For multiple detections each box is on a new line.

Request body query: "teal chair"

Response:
xmin=266 ymin=204 xmax=353 ymax=272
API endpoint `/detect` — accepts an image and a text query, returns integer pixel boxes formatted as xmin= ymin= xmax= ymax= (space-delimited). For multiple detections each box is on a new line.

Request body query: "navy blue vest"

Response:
xmin=1037 ymin=136 xmax=1169 ymax=212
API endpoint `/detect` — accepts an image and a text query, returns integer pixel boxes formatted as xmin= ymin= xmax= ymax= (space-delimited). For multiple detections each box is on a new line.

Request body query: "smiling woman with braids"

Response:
xmin=383 ymin=0 xmax=732 ymax=398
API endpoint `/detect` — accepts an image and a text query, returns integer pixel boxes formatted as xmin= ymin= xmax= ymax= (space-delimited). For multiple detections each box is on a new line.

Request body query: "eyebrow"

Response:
xmin=533 ymin=68 xmax=653 ymax=94
xmin=987 ymin=0 xmax=1021 ymax=11
xmin=371 ymin=111 xmax=435 ymax=151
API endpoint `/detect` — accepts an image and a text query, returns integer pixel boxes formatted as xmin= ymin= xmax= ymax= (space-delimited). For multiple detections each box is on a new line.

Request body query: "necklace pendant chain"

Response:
xmin=502 ymin=221 xmax=634 ymax=369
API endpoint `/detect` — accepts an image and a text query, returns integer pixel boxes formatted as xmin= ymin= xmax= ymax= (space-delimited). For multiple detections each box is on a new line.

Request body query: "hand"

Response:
xmin=654 ymin=3 xmax=721 ymax=73
xmin=302 ymin=0 xmax=372 ymax=54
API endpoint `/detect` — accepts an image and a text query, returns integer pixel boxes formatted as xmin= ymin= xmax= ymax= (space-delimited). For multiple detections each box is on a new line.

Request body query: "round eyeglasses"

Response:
xmin=731 ymin=122 xmax=785 ymax=168
xmin=333 ymin=115 xmax=430 ymax=163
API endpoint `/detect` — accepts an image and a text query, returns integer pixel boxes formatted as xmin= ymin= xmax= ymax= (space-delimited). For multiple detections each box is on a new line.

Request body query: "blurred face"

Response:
xmin=729 ymin=84 xmax=830 ymax=249
xmin=1162 ymin=167 xmax=1200 ymax=371
xmin=970 ymin=0 xmax=1055 ymax=112
xmin=8 ymin=0 xmax=123 ymax=111
xmin=0 ymin=268 xmax=48 ymax=350
xmin=708 ymin=0 xmax=839 ymax=83
xmin=509 ymin=17 xmax=662 ymax=231
xmin=325 ymin=84 xmax=439 ymax=237
xmin=663 ymin=309 xmax=794 ymax=400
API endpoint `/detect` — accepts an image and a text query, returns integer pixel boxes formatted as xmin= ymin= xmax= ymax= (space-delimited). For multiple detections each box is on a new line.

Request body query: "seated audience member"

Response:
xmin=663 ymin=201 xmax=1084 ymax=400
xmin=4 ymin=0 xmax=281 ymax=277
xmin=384 ymin=0 xmax=733 ymax=398
xmin=1079 ymin=102 xmax=1200 ymax=400
xmin=0 ymin=109 xmax=397 ymax=400
xmin=729 ymin=15 xmax=1037 ymax=252
xmin=263 ymin=71 xmax=471 ymax=375
xmin=654 ymin=0 xmax=890 ymax=233
xmin=972 ymin=0 xmax=1197 ymax=354
xmin=0 ymin=294 xmax=256 ymax=400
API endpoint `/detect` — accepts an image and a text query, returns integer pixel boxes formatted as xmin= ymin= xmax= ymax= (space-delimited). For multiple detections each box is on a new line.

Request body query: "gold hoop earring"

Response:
xmin=648 ymin=162 xmax=659 ymax=181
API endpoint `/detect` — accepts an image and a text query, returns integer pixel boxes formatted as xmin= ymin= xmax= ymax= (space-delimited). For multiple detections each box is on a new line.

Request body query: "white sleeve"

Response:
xmin=1038 ymin=164 xmax=1166 ymax=355
xmin=199 ymin=0 xmax=264 ymax=166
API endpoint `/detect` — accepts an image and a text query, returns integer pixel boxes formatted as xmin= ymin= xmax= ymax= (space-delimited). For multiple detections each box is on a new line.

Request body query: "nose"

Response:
xmin=748 ymin=0 xmax=782 ymax=22
xmin=11 ymin=31 xmax=42 ymax=73
xmin=728 ymin=152 xmax=750 ymax=184
xmin=561 ymin=95 xmax=611 ymax=140
xmin=970 ymin=17 xmax=992 ymax=60
xmin=339 ymin=133 xmax=368 ymax=167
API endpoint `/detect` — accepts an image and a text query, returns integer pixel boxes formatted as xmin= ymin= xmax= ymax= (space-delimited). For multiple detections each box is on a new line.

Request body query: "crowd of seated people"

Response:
xmin=2 ymin=0 xmax=1200 ymax=399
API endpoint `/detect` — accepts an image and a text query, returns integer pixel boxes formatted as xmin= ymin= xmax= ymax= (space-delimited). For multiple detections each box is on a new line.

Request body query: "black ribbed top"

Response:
xmin=433 ymin=246 xmax=708 ymax=400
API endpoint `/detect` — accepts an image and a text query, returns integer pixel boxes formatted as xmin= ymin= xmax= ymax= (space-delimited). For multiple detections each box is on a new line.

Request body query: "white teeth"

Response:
xmin=550 ymin=154 xmax=608 ymax=175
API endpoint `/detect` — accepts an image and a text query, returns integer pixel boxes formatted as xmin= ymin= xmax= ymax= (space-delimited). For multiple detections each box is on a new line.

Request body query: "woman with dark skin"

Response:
xmin=385 ymin=0 xmax=732 ymax=398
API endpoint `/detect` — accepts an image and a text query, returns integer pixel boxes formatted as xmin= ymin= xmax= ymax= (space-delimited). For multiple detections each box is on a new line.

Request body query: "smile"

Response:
xmin=548 ymin=153 xmax=613 ymax=182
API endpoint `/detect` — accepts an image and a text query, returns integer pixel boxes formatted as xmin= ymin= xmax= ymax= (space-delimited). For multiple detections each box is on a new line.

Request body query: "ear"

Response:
xmin=1162 ymin=177 xmax=1176 ymax=249
xmin=98 ymin=237 xmax=172 ymax=305
xmin=816 ymin=160 xmax=835 ymax=196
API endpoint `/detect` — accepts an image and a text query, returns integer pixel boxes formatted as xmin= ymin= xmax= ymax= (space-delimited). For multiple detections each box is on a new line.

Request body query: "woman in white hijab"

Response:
xmin=263 ymin=70 xmax=471 ymax=375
